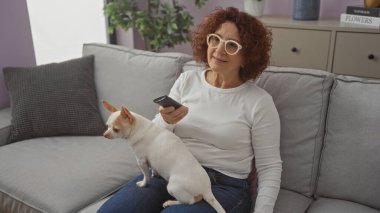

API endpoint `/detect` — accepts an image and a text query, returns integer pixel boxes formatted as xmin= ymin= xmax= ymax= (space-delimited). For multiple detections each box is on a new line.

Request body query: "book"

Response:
xmin=346 ymin=5 xmax=380 ymax=17
xmin=340 ymin=13 xmax=380 ymax=27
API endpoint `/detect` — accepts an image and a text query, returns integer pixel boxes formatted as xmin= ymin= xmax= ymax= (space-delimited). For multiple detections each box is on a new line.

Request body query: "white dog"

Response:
xmin=102 ymin=100 xmax=225 ymax=213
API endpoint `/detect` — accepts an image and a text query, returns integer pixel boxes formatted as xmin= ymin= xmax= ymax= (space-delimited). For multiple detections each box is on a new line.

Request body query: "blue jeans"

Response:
xmin=98 ymin=167 xmax=252 ymax=213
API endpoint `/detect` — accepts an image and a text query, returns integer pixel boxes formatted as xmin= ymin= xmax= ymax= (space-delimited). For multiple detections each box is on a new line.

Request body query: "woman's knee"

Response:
xmin=98 ymin=174 xmax=171 ymax=213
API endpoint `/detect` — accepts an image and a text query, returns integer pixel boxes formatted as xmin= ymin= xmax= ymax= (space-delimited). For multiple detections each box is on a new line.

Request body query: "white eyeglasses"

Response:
xmin=206 ymin=33 xmax=243 ymax=55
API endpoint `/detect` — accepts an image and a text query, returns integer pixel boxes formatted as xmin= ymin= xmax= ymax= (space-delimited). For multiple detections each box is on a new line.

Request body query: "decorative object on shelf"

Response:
xmin=346 ymin=5 xmax=380 ymax=17
xmin=244 ymin=0 xmax=266 ymax=17
xmin=293 ymin=0 xmax=320 ymax=20
xmin=364 ymin=0 xmax=380 ymax=8
xmin=104 ymin=0 xmax=208 ymax=52
xmin=342 ymin=3 xmax=380 ymax=27
xmin=340 ymin=13 xmax=380 ymax=27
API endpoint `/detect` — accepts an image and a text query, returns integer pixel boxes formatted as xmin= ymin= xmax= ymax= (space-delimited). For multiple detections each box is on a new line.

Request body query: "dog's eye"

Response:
xmin=113 ymin=127 xmax=119 ymax=133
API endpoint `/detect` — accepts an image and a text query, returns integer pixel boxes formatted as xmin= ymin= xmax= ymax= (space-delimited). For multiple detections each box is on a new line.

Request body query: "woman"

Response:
xmin=98 ymin=7 xmax=282 ymax=213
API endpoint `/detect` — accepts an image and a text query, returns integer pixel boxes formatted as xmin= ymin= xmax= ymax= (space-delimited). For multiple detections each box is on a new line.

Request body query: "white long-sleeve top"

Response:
xmin=153 ymin=70 xmax=282 ymax=213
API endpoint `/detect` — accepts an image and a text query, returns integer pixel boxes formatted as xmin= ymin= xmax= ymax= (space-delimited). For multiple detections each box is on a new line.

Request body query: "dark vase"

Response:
xmin=293 ymin=0 xmax=320 ymax=20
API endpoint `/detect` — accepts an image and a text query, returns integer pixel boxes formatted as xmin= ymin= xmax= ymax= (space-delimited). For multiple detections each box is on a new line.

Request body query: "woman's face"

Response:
xmin=207 ymin=21 xmax=244 ymax=75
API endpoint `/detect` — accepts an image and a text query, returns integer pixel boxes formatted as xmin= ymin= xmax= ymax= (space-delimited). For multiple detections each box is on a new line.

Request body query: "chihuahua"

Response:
xmin=102 ymin=100 xmax=225 ymax=213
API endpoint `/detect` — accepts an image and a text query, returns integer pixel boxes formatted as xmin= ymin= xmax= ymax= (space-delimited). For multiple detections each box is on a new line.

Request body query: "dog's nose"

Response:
xmin=103 ymin=132 xmax=111 ymax=139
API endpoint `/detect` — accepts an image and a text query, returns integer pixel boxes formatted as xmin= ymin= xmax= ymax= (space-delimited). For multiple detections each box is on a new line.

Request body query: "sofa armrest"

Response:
xmin=0 ymin=107 xmax=11 ymax=146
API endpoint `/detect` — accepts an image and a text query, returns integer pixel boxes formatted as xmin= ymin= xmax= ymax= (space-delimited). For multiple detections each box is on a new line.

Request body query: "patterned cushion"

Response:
xmin=3 ymin=55 xmax=105 ymax=142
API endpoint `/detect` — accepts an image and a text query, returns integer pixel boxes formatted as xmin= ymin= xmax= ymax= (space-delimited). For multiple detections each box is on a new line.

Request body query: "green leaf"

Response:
xmin=171 ymin=22 xmax=178 ymax=30
xmin=103 ymin=0 xmax=207 ymax=51
xmin=194 ymin=0 xmax=208 ymax=8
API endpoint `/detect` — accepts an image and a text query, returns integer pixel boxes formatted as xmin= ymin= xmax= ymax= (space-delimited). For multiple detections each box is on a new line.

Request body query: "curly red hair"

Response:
xmin=192 ymin=7 xmax=272 ymax=81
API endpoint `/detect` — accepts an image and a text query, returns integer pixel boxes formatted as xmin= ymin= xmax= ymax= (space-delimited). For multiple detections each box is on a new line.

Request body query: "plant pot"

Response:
xmin=244 ymin=0 xmax=266 ymax=17
xmin=293 ymin=0 xmax=320 ymax=20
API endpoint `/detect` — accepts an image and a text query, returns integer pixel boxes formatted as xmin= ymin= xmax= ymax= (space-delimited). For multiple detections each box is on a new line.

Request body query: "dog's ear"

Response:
xmin=121 ymin=106 xmax=135 ymax=124
xmin=102 ymin=100 xmax=117 ymax=112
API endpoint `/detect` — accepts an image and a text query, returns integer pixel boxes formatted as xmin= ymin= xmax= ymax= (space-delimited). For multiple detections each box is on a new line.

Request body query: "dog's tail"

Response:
xmin=203 ymin=191 xmax=226 ymax=213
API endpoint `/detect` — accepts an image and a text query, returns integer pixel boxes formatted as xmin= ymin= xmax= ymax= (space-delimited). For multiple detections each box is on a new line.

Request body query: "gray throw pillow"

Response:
xmin=3 ymin=55 xmax=106 ymax=142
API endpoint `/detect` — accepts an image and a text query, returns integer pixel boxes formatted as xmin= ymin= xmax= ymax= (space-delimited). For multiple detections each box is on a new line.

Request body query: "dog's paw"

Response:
xmin=163 ymin=200 xmax=181 ymax=208
xmin=136 ymin=181 xmax=147 ymax=187
xmin=162 ymin=200 xmax=172 ymax=208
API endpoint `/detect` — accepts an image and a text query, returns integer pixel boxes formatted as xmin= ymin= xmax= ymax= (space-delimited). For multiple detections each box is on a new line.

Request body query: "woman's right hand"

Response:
xmin=159 ymin=105 xmax=188 ymax=124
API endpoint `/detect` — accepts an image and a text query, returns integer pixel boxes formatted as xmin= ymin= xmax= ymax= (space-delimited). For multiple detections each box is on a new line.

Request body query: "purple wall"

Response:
xmin=0 ymin=0 xmax=36 ymax=109
xmin=265 ymin=0 xmax=363 ymax=17
xmin=160 ymin=0 xmax=363 ymax=54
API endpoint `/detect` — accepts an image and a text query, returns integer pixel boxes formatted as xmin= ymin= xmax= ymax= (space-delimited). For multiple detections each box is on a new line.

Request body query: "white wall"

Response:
xmin=26 ymin=0 xmax=108 ymax=65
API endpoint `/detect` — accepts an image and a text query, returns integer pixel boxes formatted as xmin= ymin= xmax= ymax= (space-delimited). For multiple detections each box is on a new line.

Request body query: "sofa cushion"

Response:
xmin=78 ymin=197 xmax=109 ymax=213
xmin=0 ymin=136 xmax=140 ymax=213
xmin=307 ymin=197 xmax=380 ymax=213
xmin=3 ymin=55 xmax=106 ymax=143
xmin=182 ymin=60 xmax=206 ymax=72
xmin=273 ymin=189 xmax=313 ymax=213
xmin=82 ymin=43 xmax=192 ymax=120
xmin=316 ymin=76 xmax=380 ymax=210
xmin=256 ymin=66 xmax=334 ymax=196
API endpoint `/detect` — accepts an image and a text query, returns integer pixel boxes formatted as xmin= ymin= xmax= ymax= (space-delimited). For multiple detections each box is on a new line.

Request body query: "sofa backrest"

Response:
xmin=182 ymin=60 xmax=206 ymax=72
xmin=316 ymin=75 xmax=380 ymax=210
xmin=256 ymin=66 xmax=334 ymax=197
xmin=82 ymin=43 xmax=192 ymax=121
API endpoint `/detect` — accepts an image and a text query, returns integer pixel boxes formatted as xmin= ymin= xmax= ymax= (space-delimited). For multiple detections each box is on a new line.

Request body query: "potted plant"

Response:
xmin=104 ymin=0 xmax=208 ymax=52
xmin=244 ymin=0 xmax=266 ymax=17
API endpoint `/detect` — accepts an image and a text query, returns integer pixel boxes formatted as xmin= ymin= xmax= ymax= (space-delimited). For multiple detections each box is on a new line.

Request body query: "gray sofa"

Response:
xmin=0 ymin=43 xmax=379 ymax=213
